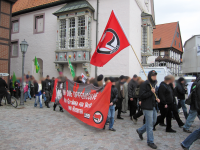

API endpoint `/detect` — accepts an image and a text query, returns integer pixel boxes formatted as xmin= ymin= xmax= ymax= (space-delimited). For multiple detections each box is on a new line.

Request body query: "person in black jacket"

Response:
xmin=176 ymin=77 xmax=188 ymax=119
xmin=136 ymin=70 xmax=160 ymax=149
xmin=128 ymin=74 xmax=138 ymax=120
xmin=104 ymin=77 xmax=118 ymax=131
xmin=0 ymin=75 xmax=10 ymax=106
xmin=43 ymin=75 xmax=52 ymax=108
xmin=183 ymin=76 xmax=200 ymax=133
xmin=154 ymin=75 xmax=177 ymax=133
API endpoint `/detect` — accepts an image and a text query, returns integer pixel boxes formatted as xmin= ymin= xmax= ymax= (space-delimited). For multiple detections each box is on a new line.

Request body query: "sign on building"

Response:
xmin=197 ymin=45 xmax=200 ymax=56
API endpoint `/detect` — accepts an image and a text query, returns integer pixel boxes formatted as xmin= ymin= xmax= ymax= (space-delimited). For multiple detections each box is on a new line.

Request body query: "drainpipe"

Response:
xmin=93 ymin=0 xmax=99 ymax=78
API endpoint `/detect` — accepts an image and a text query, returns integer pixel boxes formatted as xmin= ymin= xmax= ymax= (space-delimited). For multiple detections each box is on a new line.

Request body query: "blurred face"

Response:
xmin=133 ymin=77 xmax=138 ymax=81
xmin=181 ymin=80 xmax=185 ymax=84
xmin=151 ymin=75 xmax=157 ymax=81
xmin=47 ymin=76 xmax=50 ymax=80
xmin=112 ymin=82 xmax=115 ymax=85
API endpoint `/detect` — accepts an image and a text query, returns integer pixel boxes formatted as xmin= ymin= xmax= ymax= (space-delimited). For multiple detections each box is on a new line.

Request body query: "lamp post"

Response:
xmin=20 ymin=39 xmax=29 ymax=105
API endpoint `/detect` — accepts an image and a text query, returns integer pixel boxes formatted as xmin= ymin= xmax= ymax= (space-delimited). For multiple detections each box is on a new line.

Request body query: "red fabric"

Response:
xmin=90 ymin=10 xmax=130 ymax=67
xmin=51 ymin=79 xmax=58 ymax=102
xmin=59 ymin=82 xmax=112 ymax=129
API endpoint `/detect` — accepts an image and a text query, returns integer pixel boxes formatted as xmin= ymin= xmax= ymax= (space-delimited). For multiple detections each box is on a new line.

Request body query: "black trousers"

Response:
xmin=129 ymin=98 xmax=137 ymax=117
xmin=133 ymin=105 xmax=143 ymax=119
xmin=155 ymin=104 xmax=174 ymax=130
xmin=115 ymin=98 xmax=123 ymax=117
xmin=171 ymin=103 xmax=184 ymax=126
xmin=45 ymin=90 xmax=51 ymax=103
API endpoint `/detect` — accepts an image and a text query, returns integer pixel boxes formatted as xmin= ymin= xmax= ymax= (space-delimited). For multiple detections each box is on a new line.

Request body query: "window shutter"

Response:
xmin=37 ymin=16 xmax=44 ymax=32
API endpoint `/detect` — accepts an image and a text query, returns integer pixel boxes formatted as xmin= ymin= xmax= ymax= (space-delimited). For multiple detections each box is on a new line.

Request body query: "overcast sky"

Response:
xmin=154 ymin=0 xmax=200 ymax=45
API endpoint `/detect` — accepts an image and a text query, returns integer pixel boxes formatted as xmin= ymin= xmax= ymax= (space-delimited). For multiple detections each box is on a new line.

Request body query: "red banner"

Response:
xmin=51 ymin=79 xmax=112 ymax=129
xmin=90 ymin=10 xmax=130 ymax=67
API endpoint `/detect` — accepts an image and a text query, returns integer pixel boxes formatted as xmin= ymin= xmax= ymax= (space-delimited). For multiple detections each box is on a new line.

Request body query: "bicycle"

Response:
xmin=2 ymin=93 xmax=18 ymax=108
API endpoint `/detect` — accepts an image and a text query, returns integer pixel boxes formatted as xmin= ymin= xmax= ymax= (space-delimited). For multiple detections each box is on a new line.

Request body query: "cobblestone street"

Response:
xmin=0 ymin=100 xmax=199 ymax=150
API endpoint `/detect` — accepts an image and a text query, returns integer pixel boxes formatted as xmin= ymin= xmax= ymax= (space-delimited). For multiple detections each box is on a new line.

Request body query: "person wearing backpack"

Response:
xmin=181 ymin=76 xmax=200 ymax=150
xmin=154 ymin=75 xmax=176 ymax=132
xmin=176 ymin=77 xmax=188 ymax=119
xmin=128 ymin=74 xmax=138 ymax=120
xmin=183 ymin=76 xmax=200 ymax=133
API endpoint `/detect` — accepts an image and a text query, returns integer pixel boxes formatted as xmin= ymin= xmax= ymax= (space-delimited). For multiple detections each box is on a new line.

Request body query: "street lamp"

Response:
xmin=20 ymin=39 xmax=29 ymax=105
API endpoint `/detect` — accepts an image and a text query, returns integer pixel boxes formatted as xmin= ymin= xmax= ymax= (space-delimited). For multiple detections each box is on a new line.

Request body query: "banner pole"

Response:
xmin=130 ymin=45 xmax=158 ymax=99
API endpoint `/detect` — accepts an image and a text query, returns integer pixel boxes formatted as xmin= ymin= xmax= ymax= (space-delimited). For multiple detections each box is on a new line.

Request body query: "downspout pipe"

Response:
xmin=93 ymin=0 xmax=99 ymax=78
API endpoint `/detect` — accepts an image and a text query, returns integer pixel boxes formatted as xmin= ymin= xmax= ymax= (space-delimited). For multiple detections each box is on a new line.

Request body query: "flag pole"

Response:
xmin=130 ymin=45 xmax=158 ymax=99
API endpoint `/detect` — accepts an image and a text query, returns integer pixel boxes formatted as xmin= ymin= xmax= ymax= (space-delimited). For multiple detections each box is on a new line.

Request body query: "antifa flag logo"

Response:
xmin=97 ymin=29 xmax=120 ymax=54
xmin=93 ymin=111 xmax=103 ymax=124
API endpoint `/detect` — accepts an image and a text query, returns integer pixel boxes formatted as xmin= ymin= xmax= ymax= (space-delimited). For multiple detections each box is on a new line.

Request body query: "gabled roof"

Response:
xmin=53 ymin=0 xmax=94 ymax=15
xmin=12 ymin=0 xmax=76 ymax=16
xmin=153 ymin=22 xmax=183 ymax=52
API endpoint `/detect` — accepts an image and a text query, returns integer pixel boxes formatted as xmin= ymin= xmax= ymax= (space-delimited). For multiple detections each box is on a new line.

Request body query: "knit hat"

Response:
xmin=97 ymin=74 xmax=103 ymax=81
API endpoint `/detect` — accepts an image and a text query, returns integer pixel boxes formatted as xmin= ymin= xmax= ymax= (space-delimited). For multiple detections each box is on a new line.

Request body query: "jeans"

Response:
xmin=184 ymin=109 xmax=200 ymax=130
xmin=28 ymin=88 xmax=31 ymax=98
xmin=179 ymin=99 xmax=188 ymax=119
xmin=182 ymin=127 xmax=200 ymax=149
xmin=107 ymin=105 xmax=115 ymax=129
xmin=34 ymin=95 xmax=42 ymax=108
xmin=24 ymin=92 xmax=28 ymax=102
xmin=137 ymin=107 xmax=157 ymax=144
xmin=43 ymin=93 xmax=46 ymax=102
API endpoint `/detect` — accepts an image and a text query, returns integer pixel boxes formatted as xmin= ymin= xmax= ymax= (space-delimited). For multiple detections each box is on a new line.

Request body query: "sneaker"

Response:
xmin=159 ymin=123 xmax=166 ymax=126
xmin=117 ymin=116 xmax=124 ymax=120
xmin=109 ymin=128 xmax=116 ymax=131
xmin=136 ymin=129 xmax=143 ymax=140
xmin=148 ymin=143 xmax=157 ymax=149
xmin=180 ymin=143 xmax=189 ymax=150
xmin=166 ymin=128 xmax=176 ymax=133
xmin=153 ymin=127 xmax=156 ymax=131
xmin=183 ymin=128 xmax=192 ymax=133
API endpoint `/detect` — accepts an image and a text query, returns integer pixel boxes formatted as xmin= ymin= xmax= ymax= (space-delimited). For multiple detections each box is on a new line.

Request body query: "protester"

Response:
xmin=104 ymin=77 xmax=118 ymax=131
xmin=168 ymin=76 xmax=185 ymax=128
xmin=183 ymin=76 xmax=200 ymax=133
xmin=34 ymin=79 xmax=43 ymax=108
xmin=176 ymin=77 xmax=188 ymax=119
xmin=51 ymin=77 xmax=55 ymax=90
xmin=122 ymin=76 xmax=130 ymax=113
xmin=154 ymin=75 xmax=176 ymax=133
xmin=43 ymin=75 xmax=52 ymax=108
xmin=0 ymin=75 xmax=10 ymax=106
xmin=133 ymin=78 xmax=145 ymax=123
xmin=27 ymin=76 xmax=32 ymax=100
xmin=86 ymin=78 xmax=90 ymax=84
xmin=30 ymin=75 xmax=35 ymax=98
xmin=115 ymin=75 xmax=125 ymax=119
xmin=93 ymin=74 xmax=103 ymax=87
xmin=128 ymin=74 xmax=138 ymax=120
xmin=76 ymin=76 xmax=83 ymax=84
xmin=181 ymin=75 xmax=200 ymax=149
xmin=53 ymin=72 xmax=66 ymax=112
xmin=41 ymin=77 xmax=47 ymax=105
xmin=9 ymin=76 xmax=14 ymax=96
xmin=136 ymin=70 xmax=160 ymax=149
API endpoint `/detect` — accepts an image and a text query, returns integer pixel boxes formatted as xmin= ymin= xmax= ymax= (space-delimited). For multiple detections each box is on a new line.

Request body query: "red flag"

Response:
xmin=58 ymin=79 xmax=112 ymax=129
xmin=51 ymin=79 xmax=58 ymax=102
xmin=90 ymin=10 xmax=130 ymax=67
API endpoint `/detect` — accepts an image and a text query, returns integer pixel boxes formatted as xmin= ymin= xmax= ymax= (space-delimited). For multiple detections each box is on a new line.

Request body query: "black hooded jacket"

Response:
xmin=139 ymin=70 xmax=157 ymax=110
xmin=110 ymin=85 xmax=118 ymax=104
xmin=190 ymin=77 xmax=200 ymax=110
xmin=176 ymin=77 xmax=186 ymax=100
xmin=158 ymin=82 xmax=173 ymax=105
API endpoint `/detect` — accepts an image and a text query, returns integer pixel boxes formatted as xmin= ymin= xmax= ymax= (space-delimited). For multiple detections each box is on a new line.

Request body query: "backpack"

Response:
xmin=185 ymin=82 xmax=197 ymax=105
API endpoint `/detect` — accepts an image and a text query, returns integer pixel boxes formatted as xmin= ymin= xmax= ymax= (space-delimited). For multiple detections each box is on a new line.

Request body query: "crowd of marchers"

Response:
xmin=0 ymin=70 xmax=200 ymax=150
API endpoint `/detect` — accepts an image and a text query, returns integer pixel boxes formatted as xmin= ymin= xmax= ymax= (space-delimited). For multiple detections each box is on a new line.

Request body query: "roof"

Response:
xmin=12 ymin=0 xmax=76 ymax=16
xmin=184 ymin=34 xmax=200 ymax=47
xmin=53 ymin=0 xmax=95 ymax=15
xmin=153 ymin=22 xmax=183 ymax=52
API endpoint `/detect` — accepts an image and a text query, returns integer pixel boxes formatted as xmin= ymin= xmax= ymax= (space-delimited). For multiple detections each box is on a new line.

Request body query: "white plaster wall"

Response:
xmin=11 ymin=0 xmax=154 ymax=80
xmin=11 ymin=5 xmax=66 ymax=80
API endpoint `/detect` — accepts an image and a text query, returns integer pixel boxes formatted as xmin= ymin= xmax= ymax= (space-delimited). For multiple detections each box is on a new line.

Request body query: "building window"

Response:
xmin=12 ymin=19 xmax=19 ymax=33
xmin=34 ymin=14 xmax=45 ymax=34
xmin=60 ymin=19 xmax=66 ymax=48
xmin=175 ymin=40 xmax=176 ymax=46
xmin=78 ymin=16 xmax=85 ymax=47
xmin=154 ymin=38 xmax=161 ymax=45
xmin=177 ymin=32 xmax=179 ymax=37
xmin=153 ymin=50 xmax=159 ymax=56
xmin=69 ymin=17 xmax=75 ymax=48
xmin=179 ymin=43 xmax=180 ymax=48
xmin=11 ymin=41 xmax=18 ymax=57
xmin=160 ymin=51 xmax=165 ymax=57
xmin=142 ymin=26 xmax=147 ymax=53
